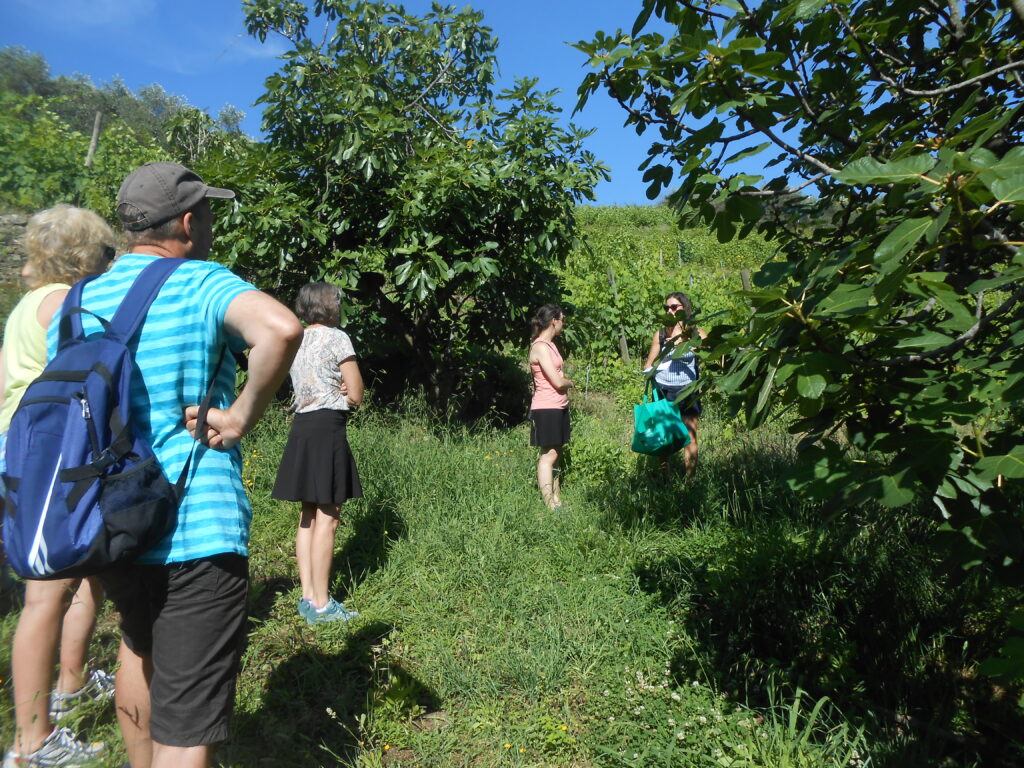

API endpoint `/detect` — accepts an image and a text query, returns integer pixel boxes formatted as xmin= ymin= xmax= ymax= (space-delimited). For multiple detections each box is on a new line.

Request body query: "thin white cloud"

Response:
xmin=152 ymin=33 xmax=289 ymax=77
xmin=12 ymin=0 xmax=157 ymax=29
xmin=220 ymin=34 xmax=290 ymax=63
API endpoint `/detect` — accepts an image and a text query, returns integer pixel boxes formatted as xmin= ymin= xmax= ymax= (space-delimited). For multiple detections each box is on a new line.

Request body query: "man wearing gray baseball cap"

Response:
xmin=116 ymin=161 xmax=235 ymax=233
xmin=61 ymin=161 xmax=302 ymax=768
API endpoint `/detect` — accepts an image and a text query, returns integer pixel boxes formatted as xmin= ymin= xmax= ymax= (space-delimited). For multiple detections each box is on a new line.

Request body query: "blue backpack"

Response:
xmin=2 ymin=258 xmax=218 ymax=579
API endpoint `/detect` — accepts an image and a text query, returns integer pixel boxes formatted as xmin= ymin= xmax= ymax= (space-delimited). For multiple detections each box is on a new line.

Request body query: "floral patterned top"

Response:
xmin=290 ymin=325 xmax=356 ymax=413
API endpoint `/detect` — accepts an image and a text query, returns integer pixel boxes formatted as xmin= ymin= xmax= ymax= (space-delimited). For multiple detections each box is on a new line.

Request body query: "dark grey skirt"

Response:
xmin=272 ymin=409 xmax=362 ymax=504
xmin=529 ymin=408 xmax=570 ymax=447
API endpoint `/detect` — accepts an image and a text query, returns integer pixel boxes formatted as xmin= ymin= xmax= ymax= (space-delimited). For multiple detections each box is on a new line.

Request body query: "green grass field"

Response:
xmin=0 ymin=388 xmax=1020 ymax=767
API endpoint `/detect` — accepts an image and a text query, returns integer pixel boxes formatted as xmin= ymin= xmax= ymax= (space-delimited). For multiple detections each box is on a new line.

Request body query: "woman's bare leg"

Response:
xmin=297 ymin=502 xmax=342 ymax=609
xmin=296 ymin=502 xmax=316 ymax=605
xmin=55 ymin=576 xmax=103 ymax=694
xmin=309 ymin=504 xmax=341 ymax=608
xmin=683 ymin=416 xmax=699 ymax=478
xmin=537 ymin=446 xmax=562 ymax=508
xmin=11 ymin=578 xmax=79 ymax=753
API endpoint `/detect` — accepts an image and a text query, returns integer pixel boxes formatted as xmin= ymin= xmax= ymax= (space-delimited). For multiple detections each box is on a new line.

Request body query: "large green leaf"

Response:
xmin=988 ymin=173 xmax=1024 ymax=203
xmin=835 ymin=155 xmax=935 ymax=185
xmin=796 ymin=372 xmax=827 ymax=398
xmin=817 ymin=282 xmax=874 ymax=315
xmin=975 ymin=447 xmax=1024 ymax=480
xmin=875 ymin=217 xmax=931 ymax=271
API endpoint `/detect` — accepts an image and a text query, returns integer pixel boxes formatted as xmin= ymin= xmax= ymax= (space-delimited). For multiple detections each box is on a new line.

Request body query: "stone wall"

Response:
xmin=0 ymin=213 xmax=28 ymax=287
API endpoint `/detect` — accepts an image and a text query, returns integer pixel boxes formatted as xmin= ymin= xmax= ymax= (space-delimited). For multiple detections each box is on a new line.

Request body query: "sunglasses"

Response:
xmin=664 ymin=303 xmax=684 ymax=312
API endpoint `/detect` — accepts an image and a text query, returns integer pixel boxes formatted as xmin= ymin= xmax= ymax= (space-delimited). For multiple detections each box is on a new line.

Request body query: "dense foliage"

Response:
xmin=0 ymin=46 xmax=242 ymax=149
xmin=577 ymin=0 xmax=1024 ymax=681
xmin=228 ymin=0 xmax=607 ymax=405
xmin=562 ymin=205 xmax=771 ymax=366
xmin=0 ymin=47 xmax=245 ymax=219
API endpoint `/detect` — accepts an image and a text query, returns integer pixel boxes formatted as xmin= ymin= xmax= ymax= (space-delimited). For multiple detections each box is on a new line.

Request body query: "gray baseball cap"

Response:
xmin=117 ymin=161 xmax=235 ymax=231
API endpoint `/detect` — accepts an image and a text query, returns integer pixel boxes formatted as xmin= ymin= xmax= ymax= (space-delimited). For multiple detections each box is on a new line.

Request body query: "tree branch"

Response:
xmin=735 ymin=108 xmax=842 ymax=174
xmin=865 ymin=284 xmax=1024 ymax=367
xmin=834 ymin=4 xmax=1024 ymax=97
xmin=736 ymin=173 xmax=828 ymax=197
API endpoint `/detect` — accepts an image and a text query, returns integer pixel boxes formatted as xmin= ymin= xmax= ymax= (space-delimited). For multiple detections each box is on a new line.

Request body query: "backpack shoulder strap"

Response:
xmin=107 ymin=258 xmax=188 ymax=342
xmin=57 ymin=276 xmax=102 ymax=349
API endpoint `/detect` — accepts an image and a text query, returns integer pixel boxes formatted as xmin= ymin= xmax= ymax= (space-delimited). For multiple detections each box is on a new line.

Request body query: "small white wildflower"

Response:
xmin=676 ymin=732 xmax=685 ymax=740
xmin=691 ymin=680 xmax=701 ymax=687
xmin=608 ymin=716 xmax=615 ymax=722
xmin=667 ymin=718 xmax=676 ymax=726
xmin=698 ymin=715 xmax=708 ymax=724
xmin=670 ymin=692 xmax=681 ymax=701
xmin=603 ymin=689 xmax=610 ymax=697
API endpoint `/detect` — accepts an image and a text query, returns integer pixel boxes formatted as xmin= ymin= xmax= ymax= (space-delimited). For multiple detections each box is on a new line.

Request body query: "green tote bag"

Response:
xmin=631 ymin=382 xmax=691 ymax=456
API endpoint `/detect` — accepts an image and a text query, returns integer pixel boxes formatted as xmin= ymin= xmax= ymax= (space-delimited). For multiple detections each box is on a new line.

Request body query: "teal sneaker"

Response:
xmin=307 ymin=598 xmax=358 ymax=625
xmin=297 ymin=598 xmax=313 ymax=621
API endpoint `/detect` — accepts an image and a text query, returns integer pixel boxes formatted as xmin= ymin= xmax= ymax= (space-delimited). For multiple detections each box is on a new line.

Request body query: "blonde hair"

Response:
xmin=23 ymin=205 xmax=115 ymax=289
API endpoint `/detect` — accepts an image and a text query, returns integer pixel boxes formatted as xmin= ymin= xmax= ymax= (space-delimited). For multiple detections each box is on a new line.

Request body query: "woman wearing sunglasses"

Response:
xmin=643 ymin=292 xmax=707 ymax=478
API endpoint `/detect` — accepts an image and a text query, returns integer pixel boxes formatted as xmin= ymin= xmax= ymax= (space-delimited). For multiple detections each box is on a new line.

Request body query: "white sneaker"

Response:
xmin=1 ymin=726 xmax=104 ymax=767
xmin=49 ymin=670 xmax=115 ymax=721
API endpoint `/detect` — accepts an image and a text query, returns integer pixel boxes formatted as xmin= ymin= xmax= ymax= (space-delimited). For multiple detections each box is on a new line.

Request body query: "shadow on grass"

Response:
xmin=334 ymin=498 xmax=405 ymax=601
xmin=589 ymin=437 xmax=1024 ymax=768
xmin=223 ymin=621 xmax=438 ymax=768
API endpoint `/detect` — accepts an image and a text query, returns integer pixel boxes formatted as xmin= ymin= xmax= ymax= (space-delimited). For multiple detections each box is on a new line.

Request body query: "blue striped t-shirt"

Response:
xmin=47 ymin=254 xmax=256 ymax=564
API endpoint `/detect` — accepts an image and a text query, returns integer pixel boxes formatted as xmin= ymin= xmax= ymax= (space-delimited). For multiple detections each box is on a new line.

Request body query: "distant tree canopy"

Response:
xmin=0 ymin=46 xmax=187 ymax=144
xmin=223 ymin=0 xmax=608 ymax=407
xmin=577 ymin=0 xmax=1024 ymax=678
xmin=0 ymin=46 xmax=249 ymax=219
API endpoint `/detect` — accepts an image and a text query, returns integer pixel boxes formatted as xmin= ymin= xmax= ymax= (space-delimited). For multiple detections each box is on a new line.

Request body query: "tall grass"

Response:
xmin=0 ymin=390 xmax=1019 ymax=767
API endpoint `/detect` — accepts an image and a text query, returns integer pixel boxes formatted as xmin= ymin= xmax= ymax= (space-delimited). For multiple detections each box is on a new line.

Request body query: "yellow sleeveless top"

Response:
xmin=0 ymin=283 xmax=69 ymax=431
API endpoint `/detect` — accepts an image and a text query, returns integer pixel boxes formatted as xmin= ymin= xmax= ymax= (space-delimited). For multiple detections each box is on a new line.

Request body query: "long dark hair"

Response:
xmin=531 ymin=303 xmax=563 ymax=339
xmin=665 ymin=292 xmax=694 ymax=321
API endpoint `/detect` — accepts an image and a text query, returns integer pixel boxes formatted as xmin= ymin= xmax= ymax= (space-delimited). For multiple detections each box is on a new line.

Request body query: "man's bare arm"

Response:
xmin=185 ymin=290 xmax=302 ymax=449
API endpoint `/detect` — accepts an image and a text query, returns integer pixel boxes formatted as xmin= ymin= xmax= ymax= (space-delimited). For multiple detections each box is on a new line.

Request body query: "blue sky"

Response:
xmin=0 ymin=0 xmax=672 ymax=206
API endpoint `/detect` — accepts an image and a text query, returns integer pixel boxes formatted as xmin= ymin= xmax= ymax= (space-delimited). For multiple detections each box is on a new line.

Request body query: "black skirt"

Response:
xmin=272 ymin=409 xmax=363 ymax=504
xmin=529 ymin=408 xmax=570 ymax=447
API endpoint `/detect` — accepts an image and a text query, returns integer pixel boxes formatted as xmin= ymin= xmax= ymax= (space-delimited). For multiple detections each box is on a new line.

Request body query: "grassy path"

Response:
xmin=216 ymin=400 xmax=864 ymax=767
xmin=11 ymin=392 xmax=1006 ymax=766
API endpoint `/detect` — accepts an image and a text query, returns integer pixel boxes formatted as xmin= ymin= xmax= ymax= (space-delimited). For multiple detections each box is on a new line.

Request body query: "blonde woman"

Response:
xmin=1 ymin=206 xmax=114 ymax=767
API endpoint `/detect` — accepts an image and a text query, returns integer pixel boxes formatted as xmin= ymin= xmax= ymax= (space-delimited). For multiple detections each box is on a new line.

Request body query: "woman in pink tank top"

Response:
xmin=527 ymin=304 xmax=574 ymax=509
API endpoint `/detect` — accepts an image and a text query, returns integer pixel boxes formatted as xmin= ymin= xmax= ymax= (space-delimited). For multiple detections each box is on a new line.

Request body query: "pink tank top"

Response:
xmin=530 ymin=338 xmax=568 ymax=410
